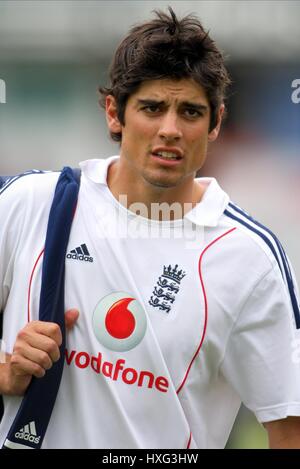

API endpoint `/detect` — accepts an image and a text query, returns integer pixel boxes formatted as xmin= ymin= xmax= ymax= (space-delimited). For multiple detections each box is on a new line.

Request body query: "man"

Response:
xmin=1 ymin=7 xmax=300 ymax=449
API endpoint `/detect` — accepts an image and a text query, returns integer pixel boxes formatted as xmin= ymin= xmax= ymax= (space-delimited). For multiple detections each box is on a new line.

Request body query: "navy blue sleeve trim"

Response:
xmin=0 ymin=170 xmax=57 ymax=196
xmin=224 ymin=202 xmax=300 ymax=329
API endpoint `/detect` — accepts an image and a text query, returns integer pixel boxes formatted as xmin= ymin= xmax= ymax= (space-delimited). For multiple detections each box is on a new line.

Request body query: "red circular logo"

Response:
xmin=92 ymin=292 xmax=147 ymax=351
xmin=105 ymin=298 xmax=136 ymax=339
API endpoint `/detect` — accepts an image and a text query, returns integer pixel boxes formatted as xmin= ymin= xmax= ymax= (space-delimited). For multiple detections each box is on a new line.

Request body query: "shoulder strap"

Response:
xmin=2 ymin=167 xmax=81 ymax=449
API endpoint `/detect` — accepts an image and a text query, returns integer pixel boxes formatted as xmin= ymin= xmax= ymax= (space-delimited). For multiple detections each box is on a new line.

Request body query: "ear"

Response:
xmin=208 ymin=104 xmax=225 ymax=142
xmin=105 ymin=95 xmax=122 ymax=135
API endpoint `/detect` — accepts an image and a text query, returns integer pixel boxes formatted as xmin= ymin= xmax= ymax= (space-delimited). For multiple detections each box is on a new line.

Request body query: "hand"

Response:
xmin=2 ymin=309 xmax=79 ymax=396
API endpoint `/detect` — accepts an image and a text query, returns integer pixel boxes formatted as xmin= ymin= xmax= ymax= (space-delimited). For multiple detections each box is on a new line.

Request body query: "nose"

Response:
xmin=158 ymin=111 xmax=182 ymax=141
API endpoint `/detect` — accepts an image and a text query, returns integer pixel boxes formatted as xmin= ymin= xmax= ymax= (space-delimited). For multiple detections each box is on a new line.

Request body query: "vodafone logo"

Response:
xmin=92 ymin=292 xmax=147 ymax=351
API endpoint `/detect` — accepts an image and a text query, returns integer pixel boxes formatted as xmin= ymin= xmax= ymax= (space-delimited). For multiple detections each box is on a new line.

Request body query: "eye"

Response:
xmin=184 ymin=108 xmax=202 ymax=118
xmin=141 ymin=105 xmax=161 ymax=114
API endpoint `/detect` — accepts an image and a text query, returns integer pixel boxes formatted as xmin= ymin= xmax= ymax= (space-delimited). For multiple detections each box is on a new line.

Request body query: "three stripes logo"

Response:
xmin=66 ymin=243 xmax=93 ymax=263
xmin=14 ymin=421 xmax=41 ymax=445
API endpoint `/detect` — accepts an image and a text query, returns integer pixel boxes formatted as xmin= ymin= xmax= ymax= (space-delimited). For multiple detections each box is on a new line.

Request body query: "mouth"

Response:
xmin=150 ymin=149 xmax=183 ymax=165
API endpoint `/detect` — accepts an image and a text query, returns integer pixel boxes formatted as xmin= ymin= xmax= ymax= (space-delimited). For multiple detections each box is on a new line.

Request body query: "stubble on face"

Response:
xmin=108 ymin=78 xmax=219 ymax=207
xmin=128 ymin=82 xmax=209 ymax=174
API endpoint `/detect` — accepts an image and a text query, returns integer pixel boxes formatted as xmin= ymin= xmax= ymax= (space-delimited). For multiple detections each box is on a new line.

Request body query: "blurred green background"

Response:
xmin=226 ymin=407 xmax=268 ymax=449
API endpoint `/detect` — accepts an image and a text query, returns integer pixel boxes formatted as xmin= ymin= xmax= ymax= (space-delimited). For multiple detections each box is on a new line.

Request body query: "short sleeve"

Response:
xmin=220 ymin=262 xmax=300 ymax=423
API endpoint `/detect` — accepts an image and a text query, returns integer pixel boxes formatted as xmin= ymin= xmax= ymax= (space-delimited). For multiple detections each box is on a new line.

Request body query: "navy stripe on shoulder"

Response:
xmin=0 ymin=170 xmax=55 ymax=196
xmin=224 ymin=208 xmax=283 ymax=277
xmin=224 ymin=202 xmax=300 ymax=329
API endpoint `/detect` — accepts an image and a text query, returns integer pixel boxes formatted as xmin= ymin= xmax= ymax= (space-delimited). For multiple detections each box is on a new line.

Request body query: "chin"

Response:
xmin=143 ymin=173 xmax=182 ymax=189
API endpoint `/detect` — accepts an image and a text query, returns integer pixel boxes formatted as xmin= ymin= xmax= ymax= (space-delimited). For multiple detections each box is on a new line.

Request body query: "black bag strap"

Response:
xmin=1 ymin=167 xmax=81 ymax=449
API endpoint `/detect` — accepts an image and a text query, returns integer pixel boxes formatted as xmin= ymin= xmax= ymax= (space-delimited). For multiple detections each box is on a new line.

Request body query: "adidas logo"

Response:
xmin=67 ymin=243 xmax=93 ymax=262
xmin=15 ymin=421 xmax=41 ymax=445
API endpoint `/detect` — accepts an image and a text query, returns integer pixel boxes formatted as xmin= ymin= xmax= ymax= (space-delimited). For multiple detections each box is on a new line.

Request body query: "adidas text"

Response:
xmin=67 ymin=243 xmax=93 ymax=262
xmin=14 ymin=431 xmax=40 ymax=444
xmin=66 ymin=253 xmax=93 ymax=262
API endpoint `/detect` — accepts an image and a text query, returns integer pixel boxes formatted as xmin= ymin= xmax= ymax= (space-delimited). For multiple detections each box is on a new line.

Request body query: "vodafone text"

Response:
xmin=65 ymin=349 xmax=169 ymax=392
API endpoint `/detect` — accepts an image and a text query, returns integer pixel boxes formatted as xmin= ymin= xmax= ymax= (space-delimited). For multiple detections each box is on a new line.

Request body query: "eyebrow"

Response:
xmin=137 ymin=99 xmax=164 ymax=107
xmin=137 ymin=99 xmax=208 ymax=112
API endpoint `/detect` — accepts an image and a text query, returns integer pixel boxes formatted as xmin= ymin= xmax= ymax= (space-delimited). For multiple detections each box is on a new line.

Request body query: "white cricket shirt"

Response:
xmin=1 ymin=156 xmax=300 ymax=448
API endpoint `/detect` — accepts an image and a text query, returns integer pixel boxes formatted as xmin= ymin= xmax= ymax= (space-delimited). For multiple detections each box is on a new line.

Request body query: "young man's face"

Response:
xmin=106 ymin=78 xmax=223 ymax=190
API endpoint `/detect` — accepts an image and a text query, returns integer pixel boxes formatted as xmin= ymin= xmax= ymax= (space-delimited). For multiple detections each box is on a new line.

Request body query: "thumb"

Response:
xmin=64 ymin=309 xmax=80 ymax=330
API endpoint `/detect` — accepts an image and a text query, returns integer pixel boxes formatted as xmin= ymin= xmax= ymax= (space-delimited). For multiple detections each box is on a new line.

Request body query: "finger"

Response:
xmin=65 ymin=309 xmax=79 ymax=330
xmin=10 ymin=352 xmax=46 ymax=379
xmin=16 ymin=329 xmax=61 ymax=362
xmin=17 ymin=335 xmax=60 ymax=364
xmin=14 ymin=342 xmax=55 ymax=371
xmin=21 ymin=321 xmax=62 ymax=347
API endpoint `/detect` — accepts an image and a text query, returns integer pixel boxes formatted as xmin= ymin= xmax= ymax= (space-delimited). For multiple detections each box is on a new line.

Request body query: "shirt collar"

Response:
xmin=79 ymin=156 xmax=229 ymax=227
xmin=185 ymin=177 xmax=229 ymax=227
xmin=79 ymin=156 xmax=119 ymax=185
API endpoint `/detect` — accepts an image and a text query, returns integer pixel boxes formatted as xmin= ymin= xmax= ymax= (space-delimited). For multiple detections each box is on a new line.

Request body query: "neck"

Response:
xmin=107 ymin=159 xmax=204 ymax=221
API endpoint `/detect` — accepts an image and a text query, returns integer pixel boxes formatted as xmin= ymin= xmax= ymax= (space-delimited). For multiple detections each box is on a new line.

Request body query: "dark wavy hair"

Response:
xmin=98 ymin=7 xmax=231 ymax=142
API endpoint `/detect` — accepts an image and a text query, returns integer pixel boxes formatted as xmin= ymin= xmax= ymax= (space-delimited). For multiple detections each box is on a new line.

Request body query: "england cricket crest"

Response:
xmin=149 ymin=264 xmax=186 ymax=313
